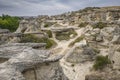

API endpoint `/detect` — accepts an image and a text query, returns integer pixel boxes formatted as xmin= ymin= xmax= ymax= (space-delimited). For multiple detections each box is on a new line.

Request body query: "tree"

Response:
xmin=0 ymin=14 xmax=20 ymax=32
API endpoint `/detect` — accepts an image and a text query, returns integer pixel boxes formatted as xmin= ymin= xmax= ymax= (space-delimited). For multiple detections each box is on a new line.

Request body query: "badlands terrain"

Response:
xmin=0 ymin=6 xmax=120 ymax=80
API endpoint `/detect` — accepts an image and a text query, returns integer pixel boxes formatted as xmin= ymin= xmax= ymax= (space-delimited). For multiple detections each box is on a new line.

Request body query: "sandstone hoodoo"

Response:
xmin=0 ymin=6 xmax=120 ymax=80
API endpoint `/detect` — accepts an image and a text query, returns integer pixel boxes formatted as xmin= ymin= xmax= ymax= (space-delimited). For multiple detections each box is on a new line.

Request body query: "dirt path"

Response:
xmin=51 ymin=27 xmax=85 ymax=55
xmin=50 ymin=25 xmax=93 ymax=80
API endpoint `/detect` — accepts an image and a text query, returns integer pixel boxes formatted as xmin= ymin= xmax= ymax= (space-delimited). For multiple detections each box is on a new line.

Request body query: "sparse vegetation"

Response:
xmin=71 ymin=64 xmax=75 ymax=67
xmin=93 ymin=48 xmax=100 ymax=54
xmin=92 ymin=22 xmax=107 ymax=29
xmin=78 ymin=22 xmax=88 ymax=27
xmin=44 ymin=24 xmax=49 ymax=27
xmin=45 ymin=39 xmax=56 ymax=49
xmin=93 ymin=55 xmax=111 ymax=70
xmin=44 ymin=22 xmax=55 ymax=27
xmin=20 ymin=34 xmax=56 ymax=49
xmin=69 ymin=35 xmax=84 ymax=47
xmin=56 ymin=29 xmax=77 ymax=40
xmin=0 ymin=14 xmax=20 ymax=32
xmin=80 ymin=7 xmax=100 ymax=12
xmin=45 ymin=30 xmax=53 ymax=38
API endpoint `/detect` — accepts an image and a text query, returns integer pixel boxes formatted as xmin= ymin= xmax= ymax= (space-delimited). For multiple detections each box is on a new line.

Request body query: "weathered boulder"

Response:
xmin=96 ymin=34 xmax=103 ymax=42
xmin=109 ymin=45 xmax=120 ymax=69
xmin=111 ymin=35 xmax=120 ymax=44
xmin=65 ymin=45 xmax=96 ymax=63
xmin=84 ymin=28 xmax=104 ymax=42
xmin=16 ymin=19 xmax=40 ymax=33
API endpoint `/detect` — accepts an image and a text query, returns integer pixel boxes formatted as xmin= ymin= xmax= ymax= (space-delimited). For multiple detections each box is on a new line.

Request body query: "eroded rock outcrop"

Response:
xmin=0 ymin=44 xmax=65 ymax=80
xmin=0 ymin=6 xmax=120 ymax=80
xmin=16 ymin=19 xmax=40 ymax=33
xmin=65 ymin=45 xmax=97 ymax=63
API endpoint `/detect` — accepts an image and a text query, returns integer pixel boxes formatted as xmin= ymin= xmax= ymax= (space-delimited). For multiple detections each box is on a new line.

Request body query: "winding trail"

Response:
xmin=51 ymin=27 xmax=85 ymax=55
xmin=49 ymin=25 xmax=93 ymax=80
xmin=37 ymin=24 xmax=93 ymax=80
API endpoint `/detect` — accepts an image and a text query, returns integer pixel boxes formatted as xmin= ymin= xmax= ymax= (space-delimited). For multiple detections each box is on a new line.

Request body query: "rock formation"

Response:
xmin=0 ymin=6 xmax=120 ymax=80
xmin=0 ymin=44 xmax=65 ymax=80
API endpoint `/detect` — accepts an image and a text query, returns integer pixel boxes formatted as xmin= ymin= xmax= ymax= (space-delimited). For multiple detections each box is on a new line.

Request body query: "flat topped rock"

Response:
xmin=65 ymin=45 xmax=96 ymax=63
xmin=0 ymin=43 xmax=46 ymax=58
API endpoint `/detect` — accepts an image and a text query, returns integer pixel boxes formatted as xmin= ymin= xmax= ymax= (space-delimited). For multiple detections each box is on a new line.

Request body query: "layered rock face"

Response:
xmin=0 ymin=43 xmax=65 ymax=80
xmin=0 ymin=6 xmax=120 ymax=80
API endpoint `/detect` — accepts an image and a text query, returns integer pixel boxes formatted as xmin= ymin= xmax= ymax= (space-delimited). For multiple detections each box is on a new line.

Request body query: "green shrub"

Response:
xmin=45 ymin=30 xmax=52 ymax=38
xmin=78 ymin=22 xmax=88 ymax=27
xmin=44 ymin=22 xmax=55 ymax=27
xmin=69 ymin=29 xmax=77 ymax=36
xmin=93 ymin=55 xmax=111 ymax=70
xmin=69 ymin=35 xmax=84 ymax=47
xmin=0 ymin=14 xmax=20 ymax=32
xmin=46 ymin=39 xmax=56 ymax=49
xmin=93 ymin=22 xmax=107 ymax=29
xmin=44 ymin=24 xmax=49 ymax=27
xmin=20 ymin=34 xmax=56 ymax=49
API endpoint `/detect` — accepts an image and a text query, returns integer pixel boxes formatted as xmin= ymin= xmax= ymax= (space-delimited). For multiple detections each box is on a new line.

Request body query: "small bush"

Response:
xmin=20 ymin=34 xmax=56 ymax=49
xmin=44 ymin=22 xmax=55 ymax=27
xmin=44 ymin=24 xmax=49 ymax=27
xmin=71 ymin=64 xmax=75 ymax=67
xmin=93 ymin=22 xmax=107 ymax=29
xmin=45 ymin=30 xmax=52 ymax=38
xmin=78 ymin=22 xmax=88 ymax=27
xmin=69 ymin=35 xmax=84 ymax=47
xmin=93 ymin=55 xmax=111 ymax=70
xmin=46 ymin=39 xmax=56 ymax=49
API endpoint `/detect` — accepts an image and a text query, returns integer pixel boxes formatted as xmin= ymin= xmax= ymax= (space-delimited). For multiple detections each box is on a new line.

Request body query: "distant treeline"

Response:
xmin=0 ymin=14 xmax=20 ymax=32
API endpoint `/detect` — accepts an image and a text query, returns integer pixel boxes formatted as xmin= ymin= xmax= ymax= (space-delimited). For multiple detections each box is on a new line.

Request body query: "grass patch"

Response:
xmin=92 ymin=22 xmax=107 ymax=29
xmin=78 ymin=22 xmax=88 ymax=27
xmin=93 ymin=55 xmax=111 ymax=70
xmin=69 ymin=35 xmax=84 ymax=47
xmin=20 ymin=34 xmax=56 ymax=49
xmin=56 ymin=29 xmax=77 ymax=40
